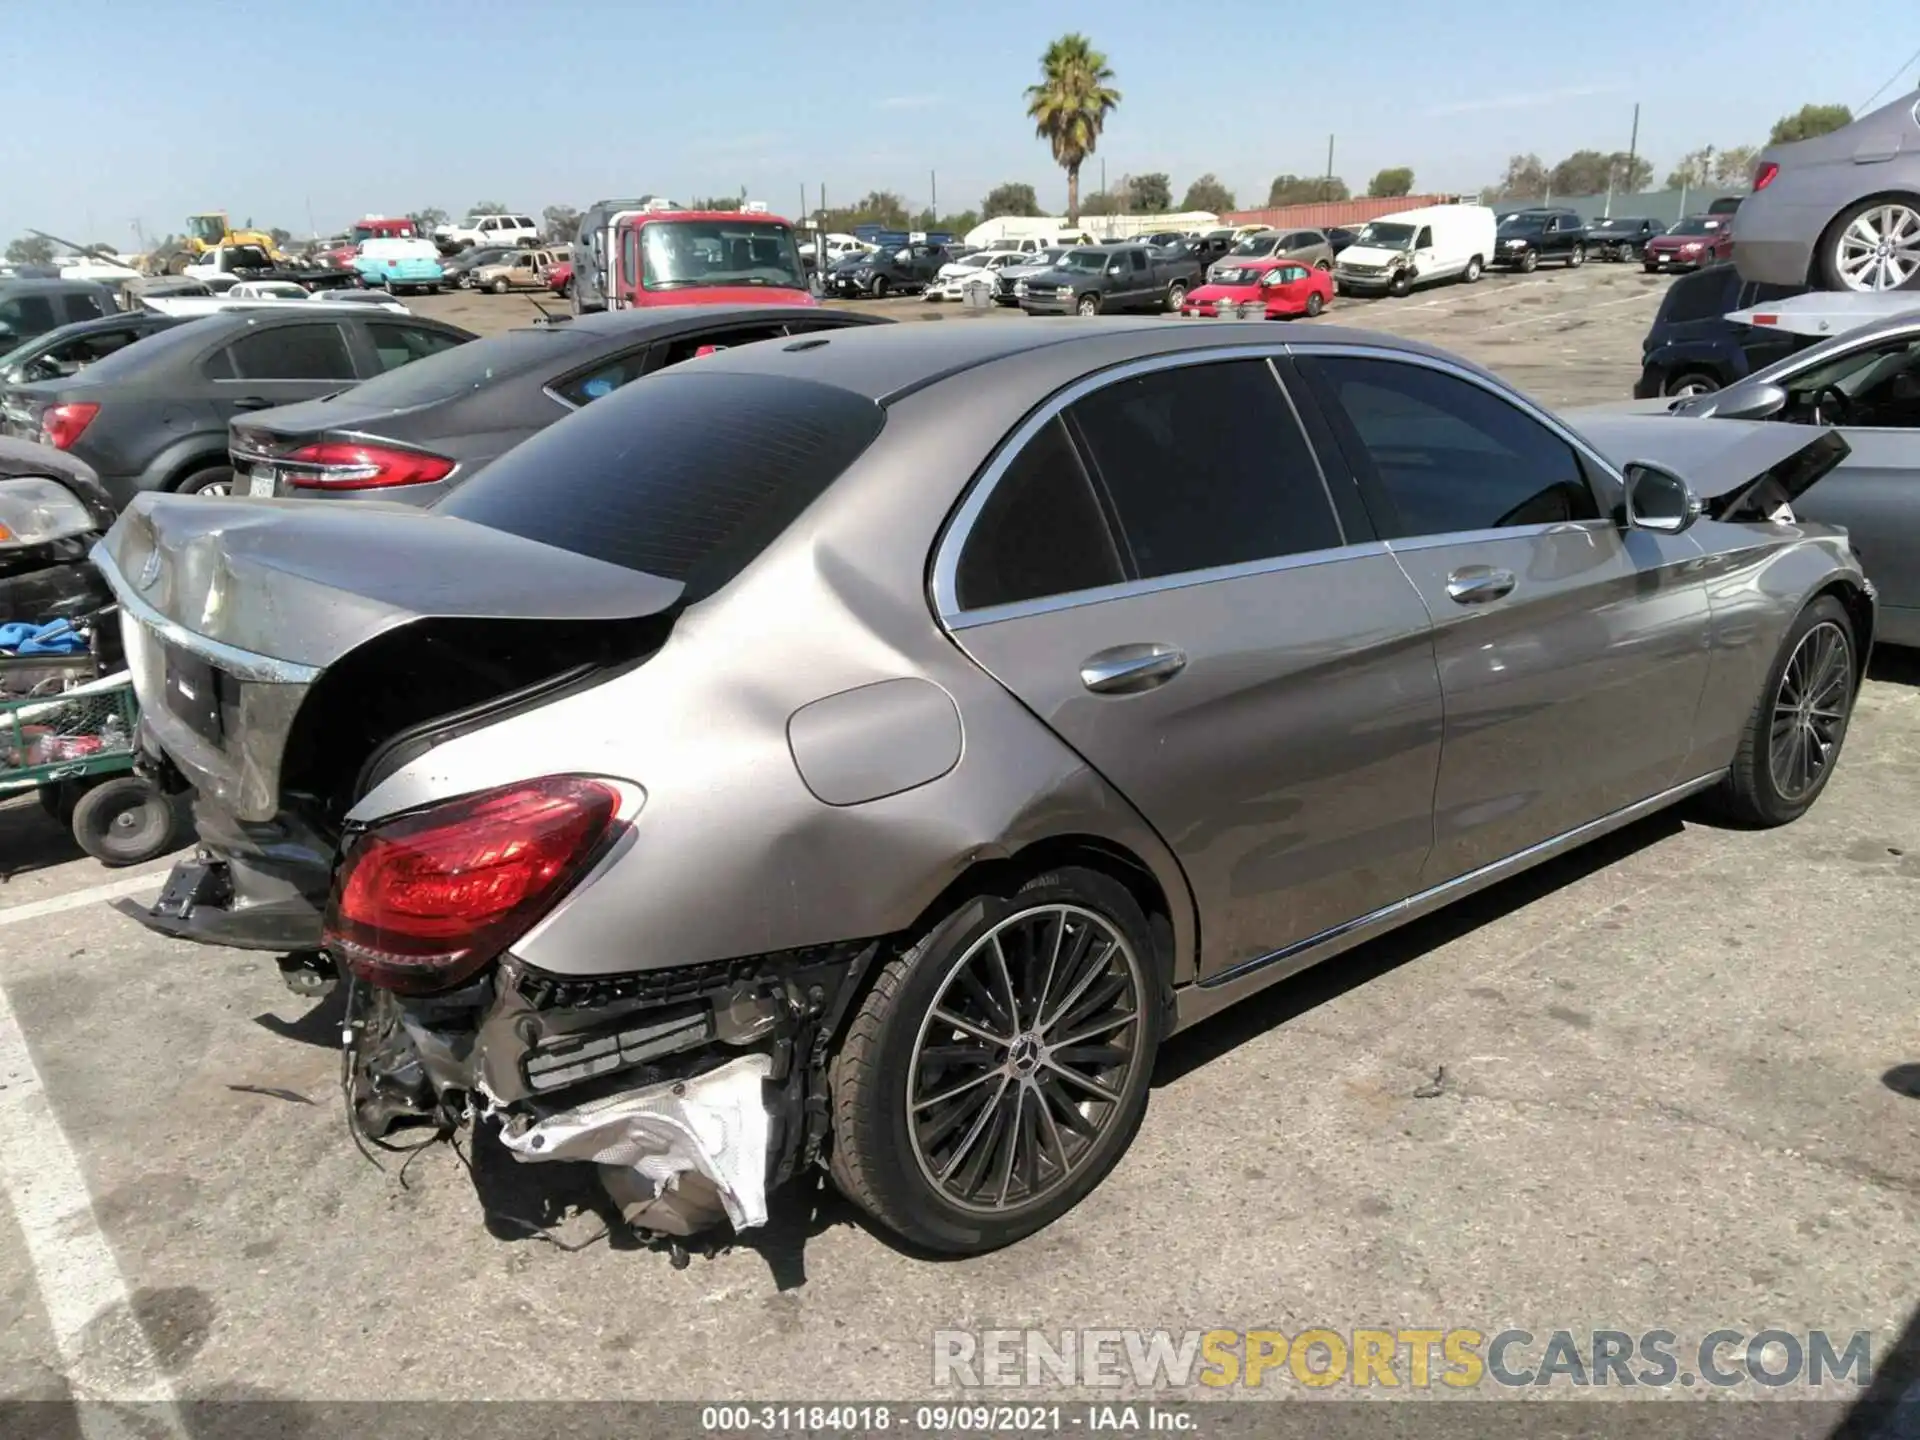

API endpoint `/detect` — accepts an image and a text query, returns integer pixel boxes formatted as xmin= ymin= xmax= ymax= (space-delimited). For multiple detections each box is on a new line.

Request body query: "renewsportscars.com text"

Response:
xmin=932 ymin=1328 xmax=1874 ymax=1390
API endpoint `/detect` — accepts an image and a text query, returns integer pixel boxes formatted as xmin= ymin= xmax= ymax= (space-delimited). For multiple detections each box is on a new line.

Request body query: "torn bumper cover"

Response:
xmin=496 ymin=1054 xmax=775 ymax=1234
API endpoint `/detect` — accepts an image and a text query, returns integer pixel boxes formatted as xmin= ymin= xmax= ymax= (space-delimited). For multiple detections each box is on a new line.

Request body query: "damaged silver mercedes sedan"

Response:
xmin=95 ymin=320 xmax=1873 ymax=1256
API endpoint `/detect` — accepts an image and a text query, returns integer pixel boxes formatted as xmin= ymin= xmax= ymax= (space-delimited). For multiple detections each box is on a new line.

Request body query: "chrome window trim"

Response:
xmin=1386 ymin=518 xmax=1615 ymax=555
xmin=1264 ymin=356 xmax=1347 ymax=546
xmin=932 ymin=343 xmax=1340 ymax=624
xmin=933 ymin=340 xmax=1628 ymax=627
xmin=91 ymin=543 xmax=320 ymax=685
xmin=948 ymin=540 xmax=1392 ymax=631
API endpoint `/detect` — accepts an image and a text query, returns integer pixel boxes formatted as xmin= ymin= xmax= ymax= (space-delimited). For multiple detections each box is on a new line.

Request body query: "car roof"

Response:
xmin=687 ymin=315 xmax=1475 ymax=405
xmin=0 ymin=277 xmax=112 ymax=295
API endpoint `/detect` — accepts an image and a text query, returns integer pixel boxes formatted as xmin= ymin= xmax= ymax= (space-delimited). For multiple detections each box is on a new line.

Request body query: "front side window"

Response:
xmin=63 ymin=292 xmax=108 ymax=323
xmin=222 ymin=324 xmax=355 ymax=381
xmin=1070 ymin=360 xmax=1343 ymax=580
xmin=0 ymin=296 xmax=59 ymax=338
xmin=1312 ymin=356 xmax=1599 ymax=535
xmin=955 ymin=416 xmax=1125 ymax=611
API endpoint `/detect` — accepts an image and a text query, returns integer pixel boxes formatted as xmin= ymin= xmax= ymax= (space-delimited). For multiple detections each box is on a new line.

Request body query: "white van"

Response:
xmin=1333 ymin=204 xmax=1497 ymax=298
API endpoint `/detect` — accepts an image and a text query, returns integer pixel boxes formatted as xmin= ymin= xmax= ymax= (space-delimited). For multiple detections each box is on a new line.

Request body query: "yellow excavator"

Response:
xmin=144 ymin=213 xmax=287 ymax=275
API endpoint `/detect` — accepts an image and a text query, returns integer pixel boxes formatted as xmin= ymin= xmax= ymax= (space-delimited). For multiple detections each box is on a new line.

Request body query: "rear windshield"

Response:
xmin=437 ymin=371 xmax=886 ymax=601
xmin=1658 ymin=266 xmax=1738 ymax=324
xmin=332 ymin=327 xmax=587 ymax=406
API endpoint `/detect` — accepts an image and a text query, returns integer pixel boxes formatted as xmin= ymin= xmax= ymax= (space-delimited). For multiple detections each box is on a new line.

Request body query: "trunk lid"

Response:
xmin=93 ymin=494 xmax=683 ymax=822
xmin=1569 ymin=413 xmax=1852 ymax=518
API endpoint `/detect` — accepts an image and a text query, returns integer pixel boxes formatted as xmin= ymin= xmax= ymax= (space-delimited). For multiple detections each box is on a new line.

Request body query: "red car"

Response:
xmin=1181 ymin=257 xmax=1332 ymax=319
xmin=548 ymin=260 xmax=573 ymax=297
xmin=1643 ymin=215 xmax=1734 ymax=272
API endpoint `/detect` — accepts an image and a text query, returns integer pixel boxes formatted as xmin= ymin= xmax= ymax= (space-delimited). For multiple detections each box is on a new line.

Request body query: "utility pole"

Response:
xmin=930 ymin=170 xmax=937 ymax=223
xmin=1625 ymin=102 xmax=1641 ymax=200
xmin=1325 ymin=134 xmax=1335 ymax=200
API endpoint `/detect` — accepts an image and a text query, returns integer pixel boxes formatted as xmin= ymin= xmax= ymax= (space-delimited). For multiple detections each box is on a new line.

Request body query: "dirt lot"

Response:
xmin=1 ymin=260 xmax=1916 ymax=1423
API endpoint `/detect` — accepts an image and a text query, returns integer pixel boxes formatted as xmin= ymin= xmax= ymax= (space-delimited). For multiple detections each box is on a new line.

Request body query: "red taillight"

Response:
xmin=284 ymin=441 xmax=454 ymax=490
xmin=40 ymin=402 xmax=99 ymax=452
xmin=1753 ymin=162 xmax=1779 ymax=191
xmin=1752 ymin=314 xmax=1779 ymax=325
xmin=326 ymin=776 xmax=623 ymax=995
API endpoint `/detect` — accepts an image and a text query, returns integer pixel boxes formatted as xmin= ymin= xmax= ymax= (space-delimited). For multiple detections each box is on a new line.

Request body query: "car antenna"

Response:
xmin=527 ymin=297 xmax=569 ymax=325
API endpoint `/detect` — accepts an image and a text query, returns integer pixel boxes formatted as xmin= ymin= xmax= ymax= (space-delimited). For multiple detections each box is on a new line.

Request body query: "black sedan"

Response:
xmin=0 ymin=309 xmax=476 ymax=503
xmin=228 ymin=305 xmax=891 ymax=506
xmin=441 ymin=246 xmax=514 ymax=288
xmin=0 ymin=311 xmax=185 ymax=387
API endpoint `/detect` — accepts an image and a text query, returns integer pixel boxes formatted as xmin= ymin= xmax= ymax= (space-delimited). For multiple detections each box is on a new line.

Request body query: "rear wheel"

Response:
xmin=175 ymin=465 xmax=233 ymax=497
xmin=1164 ymin=282 xmax=1187 ymax=312
xmin=1817 ymin=196 xmax=1920 ymax=292
xmin=1304 ymin=291 xmax=1324 ymax=317
xmin=1664 ymin=370 xmax=1721 ymax=399
xmin=71 ymin=777 xmax=183 ymax=867
xmin=1716 ymin=596 xmax=1856 ymax=826
xmin=828 ymin=868 xmax=1163 ymax=1255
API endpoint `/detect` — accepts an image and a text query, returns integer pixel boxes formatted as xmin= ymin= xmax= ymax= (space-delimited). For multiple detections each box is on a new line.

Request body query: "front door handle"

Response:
xmin=1445 ymin=566 xmax=1516 ymax=604
xmin=230 ymin=397 xmax=274 ymax=411
xmin=1079 ymin=643 xmax=1187 ymax=695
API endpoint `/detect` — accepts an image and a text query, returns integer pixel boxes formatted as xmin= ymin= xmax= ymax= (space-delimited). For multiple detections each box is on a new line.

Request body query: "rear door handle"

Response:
xmin=1079 ymin=643 xmax=1187 ymax=695
xmin=1445 ymin=566 xmax=1516 ymax=604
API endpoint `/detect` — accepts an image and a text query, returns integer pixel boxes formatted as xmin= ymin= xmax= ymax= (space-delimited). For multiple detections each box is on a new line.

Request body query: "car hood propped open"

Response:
xmin=1571 ymin=413 xmax=1853 ymax=519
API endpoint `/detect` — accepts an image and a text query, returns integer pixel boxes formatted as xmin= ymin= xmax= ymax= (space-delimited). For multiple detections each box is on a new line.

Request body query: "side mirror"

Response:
xmin=1623 ymin=461 xmax=1702 ymax=534
xmin=1107 ymin=262 xmax=1123 ymax=275
xmin=895 ymin=249 xmax=911 ymax=262
xmin=1696 ymin=380 xmax=1786 ymax=421
xmin=808 ymin=272 xmax=824 ymax=297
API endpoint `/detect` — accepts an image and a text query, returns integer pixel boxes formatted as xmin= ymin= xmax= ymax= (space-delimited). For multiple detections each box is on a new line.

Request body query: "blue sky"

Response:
xmin=6 ymin=0 xmax=1916 ymax=247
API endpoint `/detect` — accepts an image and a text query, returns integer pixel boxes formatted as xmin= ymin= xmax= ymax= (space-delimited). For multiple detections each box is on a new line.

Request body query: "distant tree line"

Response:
xmin=1484 ymin=102 xmax=1857 ymax=203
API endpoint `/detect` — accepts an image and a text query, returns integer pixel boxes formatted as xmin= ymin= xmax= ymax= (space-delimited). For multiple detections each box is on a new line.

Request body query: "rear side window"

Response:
xmin=224 ymin=324 xmax=354 ymax=381
xmin=955 ymin=417 xmax=1125 ymax=611
xmin=335 ymin=327 xmax=582 ymax=405
xmin=0 ymin=295 xmax=58 ymax=337
xmin=1070 ymin=360 xmax=1343 ymax=579
xmin=551 ymin=347 xmax=653 ymax=406
xmin=439 ymin=371 xmax=886 ymax=601
xmin=62 ymin=292 xmax=108 ymax=323
xmin=366 ymin=323 xmax=466 ymax=373
xmin=1660 ymin=267 xmax=1739 ymax=324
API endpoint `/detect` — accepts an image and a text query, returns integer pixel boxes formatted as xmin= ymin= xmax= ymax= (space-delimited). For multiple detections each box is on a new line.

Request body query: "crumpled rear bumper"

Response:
xmin=497 ymin=1053 xmax=775 ymax=1233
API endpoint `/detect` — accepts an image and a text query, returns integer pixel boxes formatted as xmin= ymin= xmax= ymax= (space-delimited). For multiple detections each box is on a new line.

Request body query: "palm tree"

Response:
xmin=1025 ymin=35 xmax=1121 ymax=225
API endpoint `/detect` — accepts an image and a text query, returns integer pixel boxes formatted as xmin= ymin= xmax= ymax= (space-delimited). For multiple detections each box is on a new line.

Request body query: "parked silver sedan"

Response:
xmin=1736 ymin=89 xmax=1920 ymax=291
xmin=98 ymin=320 xmax=1871 ymax=1256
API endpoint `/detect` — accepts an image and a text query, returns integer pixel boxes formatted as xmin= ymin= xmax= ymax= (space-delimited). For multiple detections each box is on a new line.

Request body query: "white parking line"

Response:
xmin=0 ymin=871 xmax=166 ymax=930
xmin=0 ymin=978 xmax=186 ymax=1437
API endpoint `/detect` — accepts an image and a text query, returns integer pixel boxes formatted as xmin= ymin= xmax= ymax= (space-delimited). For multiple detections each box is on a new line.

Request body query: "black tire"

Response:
xmin=175 ymin=465 xmax=233 ymax=497
xmin=1715 ymin=596 xmax=1857 ymax=827
xmin=1304 ymin=291 xmax=1324 ymax=317
xmin=71 ymin=776 xmax=183 ymax=867
xmin=1663 ymin=370 xmax=1722 ymax=399
xmin=1077 ymin=292 xmax=1101 ymax=316
xmin=1164 ymin=282 xmax=1187 ymax=312
xmin=1387 ymin=269 xmax=1412 ymax=298
xmin=828 ymin=867 xmax=1164 ymax=1255
xmin=1619 ymin=243 xmax=1637 ymax=263
xmin=559 ymin=275 xmax=573 ymax=298
xmin=1814 ymin=195 xmax=1920 ymax=292
xmin=870 ymin=275 xmax=890 ymax=299
xmin=1644 ymin=262 xmax=1659 ymax=274
xmin=1461 ymin=255 xmax=1484 ymax=283
xmin=1519 ymin=249 xmax=1539 ymax=273
xmin=1567 ymin=243 xmax=1586 ymax=267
